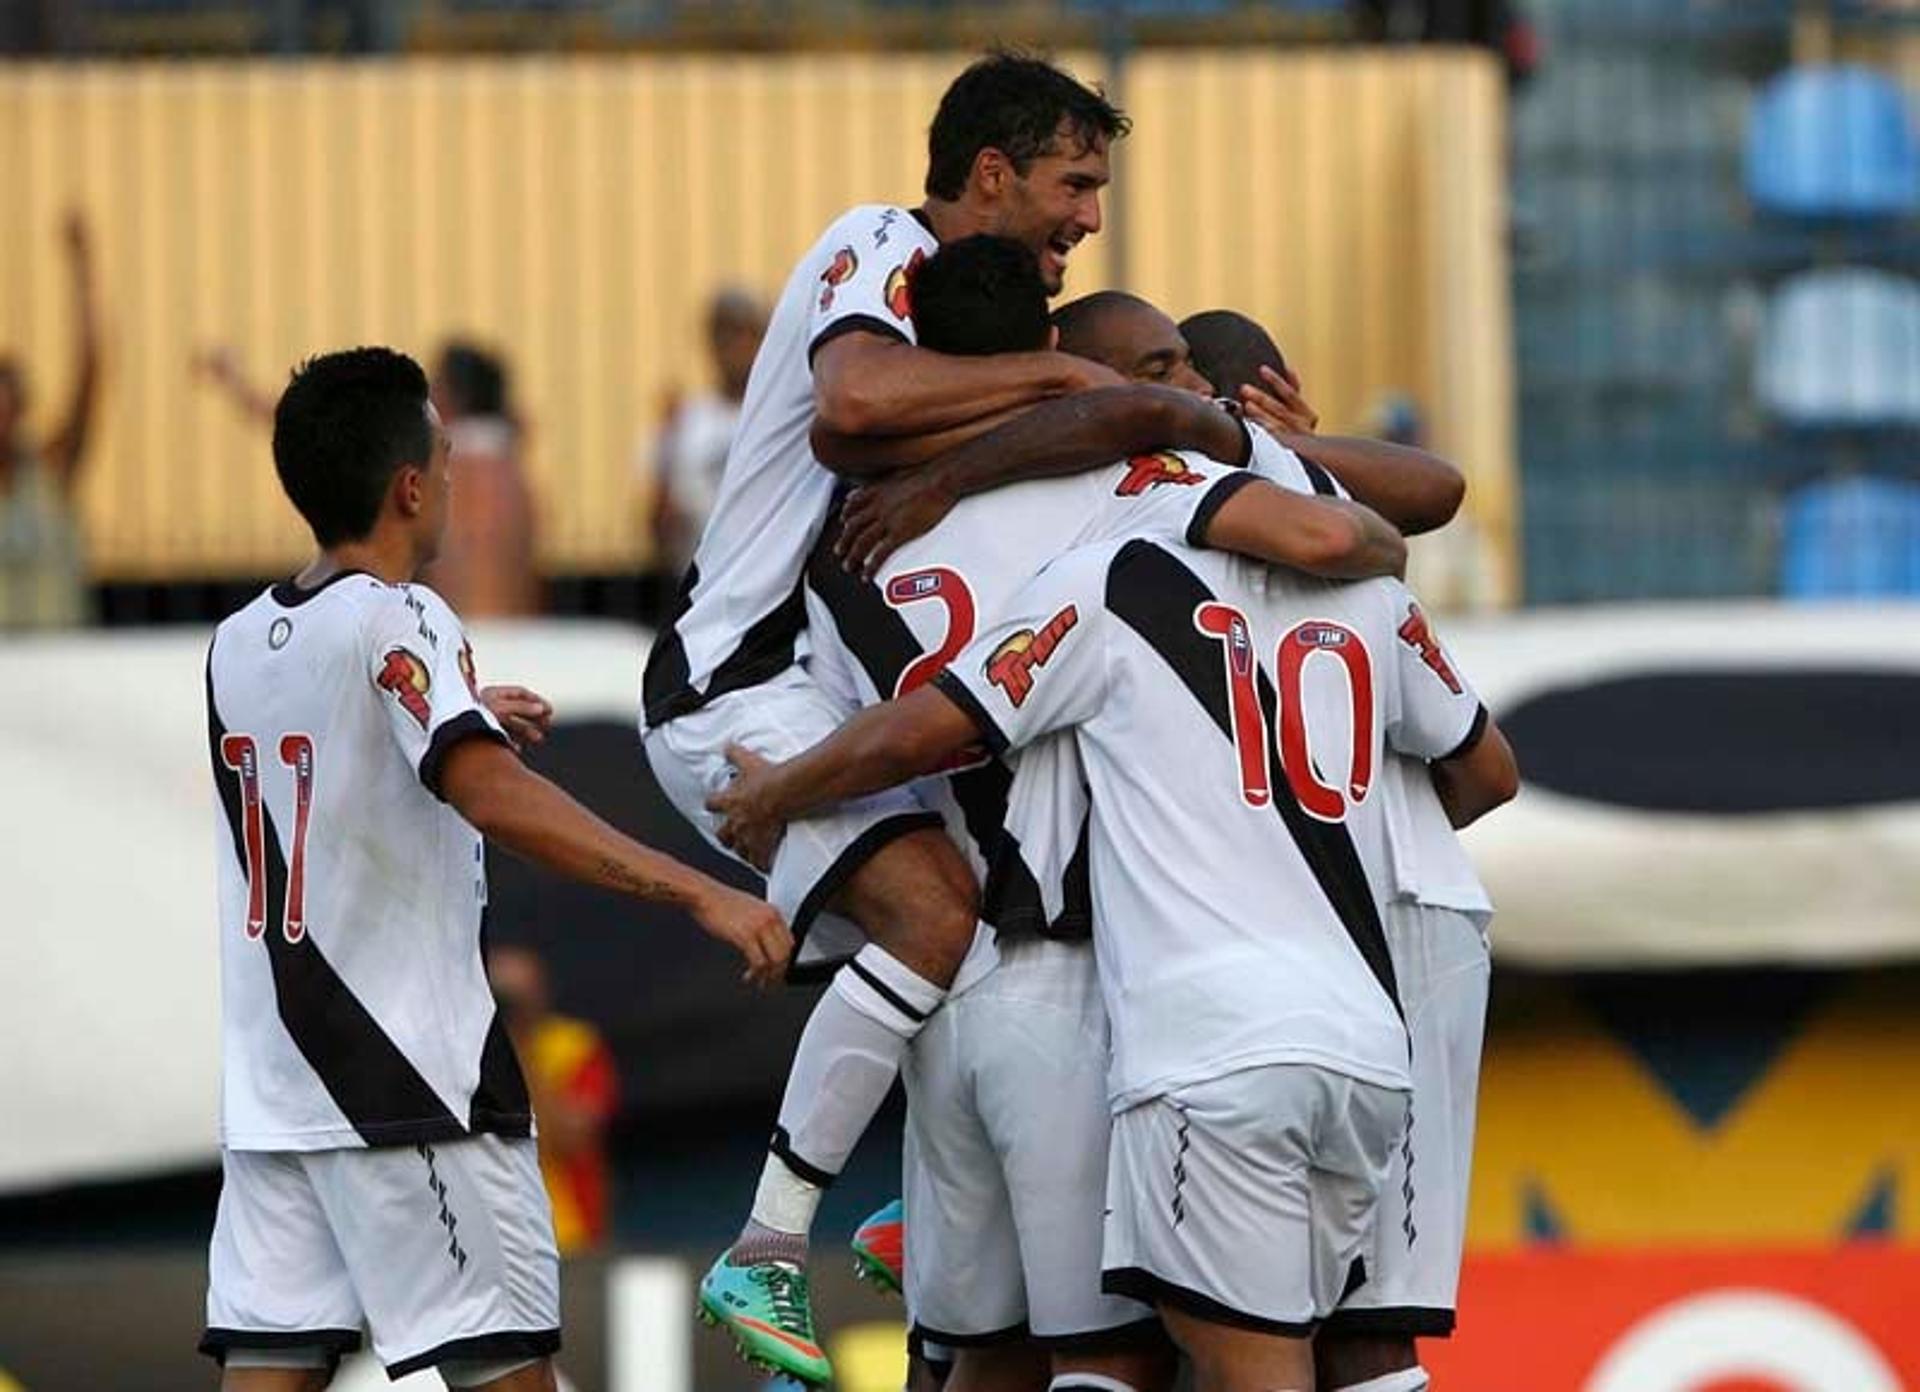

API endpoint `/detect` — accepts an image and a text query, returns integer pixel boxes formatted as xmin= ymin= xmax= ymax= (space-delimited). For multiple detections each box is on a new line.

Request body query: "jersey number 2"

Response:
xmin=220 ymin=733 xmax=316 ymax=943
xmin=1194 ymin=602 xmax=1375 ymax=822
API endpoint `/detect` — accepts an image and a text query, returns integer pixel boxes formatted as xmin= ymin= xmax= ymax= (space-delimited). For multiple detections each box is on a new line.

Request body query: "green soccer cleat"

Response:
xmin=697 ymin=1250 xmax=833 ymax=1387
xmin=850 ymin=1197 xmax=905 ymax=1297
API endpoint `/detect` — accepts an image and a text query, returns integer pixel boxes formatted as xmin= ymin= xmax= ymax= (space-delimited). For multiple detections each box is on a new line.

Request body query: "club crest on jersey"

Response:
xmin=819 ymin=246 xmax=859 ymax=311
xmin=885 ymin=249 xmax=926 ymax=320
xmin=268 ymin=617 xmax=292 ymax=650
xmin=985 ymin=605 xmax=1078 ymax=706
xmin=378 ymin=647 xmax=432 ymax=728
xmin=457 ymin=640 xmax=480 ymax=700
xmin=1117 ymin=452 xmax=1205 ymax=496
xmin=1397 ymin=602 xmax=1462 ymax=694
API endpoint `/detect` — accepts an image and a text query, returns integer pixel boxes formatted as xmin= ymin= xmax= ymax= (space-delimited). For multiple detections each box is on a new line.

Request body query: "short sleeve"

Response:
xmin=808 ymin=206 xmax=934 ymax=361
xmin=363 ymin=586 xmax=510 ymax=799
xmin=1247 ymin=426 xmax=1349 ymax=500
xmin=1084 ymin=450 xmax=1262 ymax=551
xmin=1381 ymin=583 xmax=1485 ymax=762
xmin=933 ymin=546 xmax=1114 ymax=756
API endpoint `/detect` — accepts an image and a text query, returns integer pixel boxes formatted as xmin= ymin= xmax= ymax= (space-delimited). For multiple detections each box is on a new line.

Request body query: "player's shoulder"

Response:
xmin=820 ymin=202 xmax=934 ymax=250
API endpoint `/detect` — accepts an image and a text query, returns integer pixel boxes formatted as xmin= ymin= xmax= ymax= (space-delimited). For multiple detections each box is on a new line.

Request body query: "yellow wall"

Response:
xmin=0 ymin=52 xmax=1515 ymax=600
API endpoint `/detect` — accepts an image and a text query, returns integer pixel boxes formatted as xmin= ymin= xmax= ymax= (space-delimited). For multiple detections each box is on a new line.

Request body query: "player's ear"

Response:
xmin=393 ymin=463 xmax=426 ymax=519
xmin=971 ymin=146 xmax=1011 ymax=198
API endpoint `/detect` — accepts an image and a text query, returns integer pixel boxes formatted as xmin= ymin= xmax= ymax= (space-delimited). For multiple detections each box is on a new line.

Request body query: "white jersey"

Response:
xmin=643 ymin=203 xmax=940 ymax=730
xmin=803 ymin=442 xmax=1265 ymax=935
xmin=206 ymin=572 xmax=522 ymax=1151
xmin=934 ymin=537 xmax=1488 ymax=1107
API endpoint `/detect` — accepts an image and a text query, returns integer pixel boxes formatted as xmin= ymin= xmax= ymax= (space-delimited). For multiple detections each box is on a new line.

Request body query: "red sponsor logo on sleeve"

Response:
xmin=984 ymin=605 xmax=1079 ymax=707
xmin=1117 ymin=452 xmax=1206 ymax=496
xmin=886 ymin=249 xmax=927 ymax=320
xmin=377 ymin=648 xmax=433 ymax=728
xmin=819 ymin=246 xmax=859 ymax=312
xmin=1397 ymin=601 xmax=1463 ymax=694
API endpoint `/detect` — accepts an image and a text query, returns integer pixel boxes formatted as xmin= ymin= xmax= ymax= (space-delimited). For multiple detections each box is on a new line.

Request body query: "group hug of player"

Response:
xmin=198 ymin=50 xmax=1513 ymax=1392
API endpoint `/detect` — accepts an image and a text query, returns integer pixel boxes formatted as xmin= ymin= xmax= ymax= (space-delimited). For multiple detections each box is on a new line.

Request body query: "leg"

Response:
xmin=1314 ymin=1336 xmax=1425 ymax=1392
xmin=1159 ymin=1307 xmax=1314 ymax=1392
xmin=221 ymin=1368 xmax=333 ymax=1392
xmin=441 ymin=1355 xmax=561 ymax=1391
xmin=948 ymin=1341 xmax=1053 ymax=1392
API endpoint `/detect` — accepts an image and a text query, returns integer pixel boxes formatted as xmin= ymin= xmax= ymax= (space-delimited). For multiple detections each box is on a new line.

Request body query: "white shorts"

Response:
xmin=1102 ymin=1065 xmax=1408 ymax=1336
xmin=1327 ymin=901 xmax=1489 ymax=1339
xmin=201 ymin=1135 xmax=560 ymax=1378
xmin=643 ymin=666 xmax=943 ymax=976
xmin=902 ymin=938 xmax=1153 ymax=1349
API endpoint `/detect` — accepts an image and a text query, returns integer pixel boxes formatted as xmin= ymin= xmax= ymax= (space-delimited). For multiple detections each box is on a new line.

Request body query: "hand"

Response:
xmin=704 ymin=742 xmax=786 ymax=872
xmin=481 ymin=684 xmax=554 ymax=749
xmin=1060 ymin=353 xmax=1127 ymax=393
xmin=689 ymin=881 xmax=792 ymax=990
xmin=1240 ymin=364 xmax=1319 ymax=436
xmin=835 ymin=467 xmax=958 ymax=579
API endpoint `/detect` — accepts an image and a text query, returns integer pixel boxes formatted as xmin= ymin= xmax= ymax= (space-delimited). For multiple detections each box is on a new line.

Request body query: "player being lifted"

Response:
xmin=201 ymin=348 xmax=787 ymax=1392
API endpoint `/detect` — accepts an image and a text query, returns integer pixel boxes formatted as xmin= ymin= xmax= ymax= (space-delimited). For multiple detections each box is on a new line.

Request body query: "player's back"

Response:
xmin=207 ymin=572 xmax=522 ymax=1153
xmin=942 ymin=537 xmax=1486 ymax=1107
xmin=644 ymin=204 xmax=939 ymax=729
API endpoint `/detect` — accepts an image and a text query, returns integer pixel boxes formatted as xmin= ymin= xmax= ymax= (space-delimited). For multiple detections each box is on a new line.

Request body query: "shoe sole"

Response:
xmin=850 ymin=1244 xmax=903 ymax=1297
xmin=696 ymin=1289 xmax=832 ymax=1387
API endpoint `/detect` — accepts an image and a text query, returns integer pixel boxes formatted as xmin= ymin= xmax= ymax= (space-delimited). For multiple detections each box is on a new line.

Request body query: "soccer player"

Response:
xmin=200 ymin=348 xmax=788 ymax=1392
xmin=1182 ymin=307 xmax=1506 ymax=1392
xmin=802 ymin=237 xmax=1407 ymax=1392
xmin=711 ymin=532 xmax=1516 ymax=1392
xmin=639 ymin=53 xmax=1242 ymax=1383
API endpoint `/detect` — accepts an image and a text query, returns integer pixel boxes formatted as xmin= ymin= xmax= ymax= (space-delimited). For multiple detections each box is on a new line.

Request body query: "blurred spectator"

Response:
xmin=642 ymin=288 xmax=767 ymax=589
xmin=198 ymin=337 xmax=540 ymax=617
xmin=0 ymin=212 xmax=99 ymax=632
xmin=1351 ymin=0 xmax=1540 ymax=86
xmin=425 ymin=341 xmax=541 ymax=617
xmin=1366 ymin=389 xmax=1428 ymax=447
xmin=487 ymin=943 xmax=620 ymax=1257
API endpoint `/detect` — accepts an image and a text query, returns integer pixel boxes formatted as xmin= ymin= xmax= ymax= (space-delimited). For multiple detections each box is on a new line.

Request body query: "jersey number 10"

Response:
xmin=220 ymin=733 xmax=316 ymax=943
xmin=1193 ymin=602 xmax=1375 ymax=823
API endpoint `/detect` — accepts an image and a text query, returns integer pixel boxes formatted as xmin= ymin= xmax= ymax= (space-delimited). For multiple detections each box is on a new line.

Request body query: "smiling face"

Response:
xmin=987 ymin=124 xmax=1111 ymax=294
xmin=1060 ymin=295 xmax=1213 ymax=394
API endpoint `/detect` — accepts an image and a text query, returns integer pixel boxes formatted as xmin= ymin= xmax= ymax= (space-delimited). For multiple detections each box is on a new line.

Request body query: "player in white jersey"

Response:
xmin=1179 ymin=308 xmax=1513 ymax=1392
xmin=201 ymin=349 xmax=787 ymax=1392
xmin=710 ymin=533 xmax=1516 ymax=1392
xmin=804 ymin=236 xmax=1457 ymax=1392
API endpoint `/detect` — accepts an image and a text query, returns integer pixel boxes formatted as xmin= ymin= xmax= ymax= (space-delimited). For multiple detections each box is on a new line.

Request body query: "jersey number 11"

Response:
xmin=220 ymin=733 xmax=317 ymax=943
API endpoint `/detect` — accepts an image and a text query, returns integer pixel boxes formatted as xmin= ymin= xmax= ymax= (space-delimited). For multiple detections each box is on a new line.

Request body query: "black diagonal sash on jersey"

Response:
xmin=1102 ymin=540 xmax=1402 ymax=1014
xmin=643 ymin=561 xmax=813 ymax=728
xmin=803 ymin=513 xmax=1086 ymax=937
xmin=206 ymin=663 xmax=488 ymax=1145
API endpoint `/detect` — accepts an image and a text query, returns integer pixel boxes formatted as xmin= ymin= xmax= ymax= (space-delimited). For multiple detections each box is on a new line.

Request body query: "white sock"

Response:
xmin=1332 ymin=1368 xmax=1431 ymax=1392
xmin=747 ymin=1151 xmax=823 ymax=1236
xmin=1050 ymin=1376 xmax=1141 ymax=1392
xmin=761 ymin=944 xmax=947 ymax=1198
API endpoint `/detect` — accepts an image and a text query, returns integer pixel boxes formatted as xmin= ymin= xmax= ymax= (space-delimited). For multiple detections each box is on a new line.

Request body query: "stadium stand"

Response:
xmin=1746 ymin=63 xmax=1920 ymax=221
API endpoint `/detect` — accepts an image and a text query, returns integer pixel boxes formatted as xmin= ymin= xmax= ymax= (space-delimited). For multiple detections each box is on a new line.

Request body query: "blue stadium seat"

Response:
xmin=1746 ymin=65 xmax=1920 ymax=220
xmin=1757 ymin=268 xmax=1920 ymax=428
xmin=1780 ymin=475 xmax=1920 ymax=597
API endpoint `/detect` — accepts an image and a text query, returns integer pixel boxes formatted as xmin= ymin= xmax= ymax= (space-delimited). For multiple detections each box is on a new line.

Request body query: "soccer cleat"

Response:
xmin=850 ymin=1197 xmax=905 ymax=1296
xmin=697 ymin=1251 xmax=833 ymax=1386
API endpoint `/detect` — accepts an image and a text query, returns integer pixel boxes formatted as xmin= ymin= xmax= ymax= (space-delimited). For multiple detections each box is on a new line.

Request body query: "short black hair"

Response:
xmin=1179 ymin=309 xmax=1289 ymax=400
xmin=437 ymin=340 xmax=509 ymax=418
xmin=1051 ymin=290 xmax=1157 ymax=361
xmin=272 ymin=347 xmax=433 ymax=548
xmin=926 ymin=52 xmax=1130 ymax=202
xmin=910 ymin=235 xmax=1053 ymax=356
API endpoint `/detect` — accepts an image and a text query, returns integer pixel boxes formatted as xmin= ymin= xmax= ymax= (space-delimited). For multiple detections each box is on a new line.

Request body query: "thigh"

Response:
xmin=904 ymin=1000 xmax=1030 ymax=1345
xmin=305 ymin=1136 xmax=560 ymax=1380
xmin=201 ymin=1148 xmax=364 ymax=1371
xmin=1329 ymin=905 xmax=1488 ymax=1335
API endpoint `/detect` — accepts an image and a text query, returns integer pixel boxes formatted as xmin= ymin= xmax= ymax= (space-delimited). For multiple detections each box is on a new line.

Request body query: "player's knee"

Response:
xmin=1316 ymin=1333 xmax=1418 ymax=1390
xmin=841 ymin=831 xmax=980 ymax=983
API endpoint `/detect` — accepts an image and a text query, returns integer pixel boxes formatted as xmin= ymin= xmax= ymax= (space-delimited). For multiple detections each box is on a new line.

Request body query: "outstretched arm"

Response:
xmin=42 ymin=212 xmax=101 ymax=490
xmin=1275 ymin=431 xmax=1465 ymax=537
xmin=707 ymin=687 xmax=980 ymax=866
xmin=194 ymin=344 xmax=279 ymax=426
xmin=1200 ymin=479 xmax=1407 ymax=580
xmin=438 ymin=738 xmax=792 ymax=986
xmin=833 ymin=386 xmax=1254 ymax=576
xmin=812 ymin=330 xmax=1115 ymax=440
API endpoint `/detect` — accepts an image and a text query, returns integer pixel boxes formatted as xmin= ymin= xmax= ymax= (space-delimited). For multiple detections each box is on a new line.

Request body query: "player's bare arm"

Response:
xmin=809 ymin=403 xmax=1029 ymax=476
xmin=1430 ymin=714 xmax=1520 ymax=828
xmin=706 ymin=688 xmax=979 ymax=867
xmin=1242 ymin=364 xmax=1466 ymax=535
xmin=811 ymin=328 xmax=1116 ymax=438
xmin=834 ymin=384 xmax=1254 ymax=575
xmin=438 ymin=738 xmax=792 ymax=986
xmin=43 ymin=210 xmax=101 ymax=489
xmin=1201 ymin=480 xmax=1409 ymax=581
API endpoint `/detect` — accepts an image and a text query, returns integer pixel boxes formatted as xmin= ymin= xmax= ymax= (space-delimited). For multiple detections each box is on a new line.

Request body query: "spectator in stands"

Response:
xmin=198 ymin=337 xmax=540 ymax=617
xmin=426 ymin=340 xmax=541 ymax=617
xmin=0 ymin=212 xmax=99 ymax=632
xmin=642 ymin=288 xmax=767 ymax=590
xmin=487 ymin=943 xmax=621 ymax=1257
xmin=1351 ymin=0 xmax=1540 ymax=87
